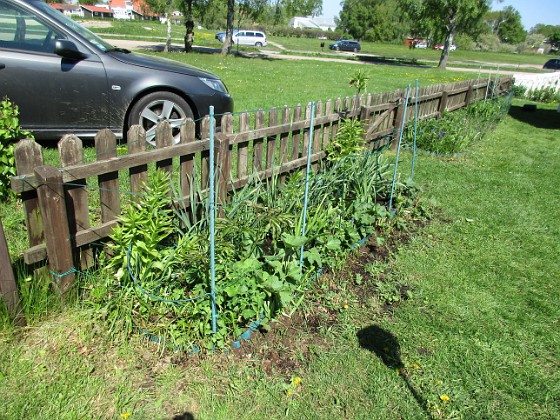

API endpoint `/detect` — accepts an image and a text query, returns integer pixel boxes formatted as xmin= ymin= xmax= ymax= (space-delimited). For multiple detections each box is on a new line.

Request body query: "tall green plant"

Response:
xmin=0 ymin=97 xmax=33 ymax=199
xmin=326 ymin=118 xmax=366 ymax=162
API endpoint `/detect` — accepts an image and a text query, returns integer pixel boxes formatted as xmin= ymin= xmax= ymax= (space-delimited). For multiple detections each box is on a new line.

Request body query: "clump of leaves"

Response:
xmin=0 ymin=97 xmax=34 ymax=199
xmin=326 ymin=118 xmax=366 ymax=162
xmin=404 ymin=97 xmax=509 ymax=155
xmin=349 ymin=70 xmax=369 ymax=94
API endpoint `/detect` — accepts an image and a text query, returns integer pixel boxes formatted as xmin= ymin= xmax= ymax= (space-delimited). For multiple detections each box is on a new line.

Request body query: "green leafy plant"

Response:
xmin=349 ymin=70 xmax=369 ymax=94
xmin=0 ymin=97 xmax=34 ymax=199
xmin=405 ymin=97 xmax=510 ymax=155
xmin=326 ymin=118 xmax=366 ymax=162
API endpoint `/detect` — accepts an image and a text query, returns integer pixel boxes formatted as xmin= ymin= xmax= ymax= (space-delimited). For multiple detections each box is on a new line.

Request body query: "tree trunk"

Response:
xmin=221 ymin=0 xmax=235 ymax=55
xmin=184 ymin=0 xmax=193 ymax=53
xmin=164 ymin=13 xmax=171 ymax=52
xmin=438 ymin=15 xmax=457 ymax=70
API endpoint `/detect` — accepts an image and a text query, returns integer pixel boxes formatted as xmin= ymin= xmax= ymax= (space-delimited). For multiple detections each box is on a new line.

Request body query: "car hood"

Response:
xmin=109 ymin=51 xmax=219 ymax=79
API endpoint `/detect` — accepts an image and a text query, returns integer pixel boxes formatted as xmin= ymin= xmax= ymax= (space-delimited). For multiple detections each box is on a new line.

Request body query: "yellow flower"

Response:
xmin=120 ymin=413 xmax=131 ymax=419
xmin=292 ymin=376 xmax=302 ymax=387
xmin=343 ymin=304 xmax=349 ymax=309
xmin=440 ymin=394 xmax=450 ymax=402
xmin=412 ymin=363 xmax=420 ymax=369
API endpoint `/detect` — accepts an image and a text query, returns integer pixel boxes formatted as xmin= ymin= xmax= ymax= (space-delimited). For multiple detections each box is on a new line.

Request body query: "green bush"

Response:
xmin=0 ymin=97 xmax=34 ymax=200
xmin=404 ymin=97 xmax=510 ymax=155
xmin=92 ymin=145 xmax=418 ymax=350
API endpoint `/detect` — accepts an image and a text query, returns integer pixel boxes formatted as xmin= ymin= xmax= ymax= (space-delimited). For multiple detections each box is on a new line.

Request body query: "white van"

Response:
xmin=217 ymin=30 xmax=267 ymax=47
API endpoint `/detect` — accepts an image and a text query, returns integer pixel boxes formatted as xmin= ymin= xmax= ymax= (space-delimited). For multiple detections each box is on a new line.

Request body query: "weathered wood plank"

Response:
xmin=34 ymin=165 xmax=75 ymax=292
xmin=253 ymin=110 xmax=265 ymax=172
xmin=236 ymin=112 xmax=250 ymax=179
xmin=266 ymin=108 xmax=278 ymax=169
xmin=200 ymin=116 xmax=211 ymax=189
xmin=291 ymin=105 xmax=302 ymax=160
xmin=217 ymin=113 xmax=233 ymax=208
xmin=0 ymin=217 xmax=25 ymax=325
xmin=59 ymin=134 xmax=93 ymax=269
xmin=128 ymin=125 xmax=148 ymax=198
xmin=155 ymin=120 xmax=173 ymax=175
xmin=95 ymin=129 xmax=120 ymax=222
xmin=179 ymin=119 xmax=196 ymax=200
xmin=13 ymin=139 xmax=44 ymax=248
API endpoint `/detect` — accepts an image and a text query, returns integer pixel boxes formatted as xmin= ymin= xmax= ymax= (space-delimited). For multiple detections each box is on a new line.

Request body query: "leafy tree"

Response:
xmin=401 ymin=0 xmax=490 ymax=69
xmin=282 ymin=0 xmax=322 ymax=18
xmin=532 ymin=24 xmax=560 ymax=50
xmin=338 ymin=0 xmax=406 ymax=42
xmin=484 ymin=6 xmax=525 ymax=44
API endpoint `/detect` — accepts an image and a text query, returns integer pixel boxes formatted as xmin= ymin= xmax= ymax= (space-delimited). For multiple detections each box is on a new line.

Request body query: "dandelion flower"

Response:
xmin=293 ymin=376 xmax=302 ymax=387
xmin=440 ymin=394 xmax=450 ymax=402
xmin=120 ymin=413 xmax=131 ymax=419
xmin=343 ymin=304 xmax=349 ymax=309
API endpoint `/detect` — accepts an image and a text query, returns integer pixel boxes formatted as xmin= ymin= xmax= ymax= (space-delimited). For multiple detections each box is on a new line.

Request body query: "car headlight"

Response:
xmin=199 ymin=77 xmax=228 ymax=93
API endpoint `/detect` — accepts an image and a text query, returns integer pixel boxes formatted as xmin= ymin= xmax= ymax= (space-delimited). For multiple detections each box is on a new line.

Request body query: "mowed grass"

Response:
xmin=1 ymin=93 xmax=559 ymax=419
xmin=142 ymin=50 xmax=476 ymax=112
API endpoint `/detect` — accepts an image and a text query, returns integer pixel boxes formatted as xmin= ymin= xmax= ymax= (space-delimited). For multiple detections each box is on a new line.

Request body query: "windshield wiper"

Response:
xmin=108 ymin=47 xmax=131 ymax=54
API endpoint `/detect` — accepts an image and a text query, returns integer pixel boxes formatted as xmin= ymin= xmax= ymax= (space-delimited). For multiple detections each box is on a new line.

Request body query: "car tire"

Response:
xmin=128 ymin=92 xmax=193 ymax=146
xmin=255 ymin=42 xmax=263 ymax=47
xmin=353 ymin=48 xmax=358 ymax=53
xmin=335 ymin=46 xmax=339 ymax=51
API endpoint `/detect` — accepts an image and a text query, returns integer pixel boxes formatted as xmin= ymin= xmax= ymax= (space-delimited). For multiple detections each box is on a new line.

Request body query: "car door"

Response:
xmin=0 ymin=0 xmax=110 ymax=138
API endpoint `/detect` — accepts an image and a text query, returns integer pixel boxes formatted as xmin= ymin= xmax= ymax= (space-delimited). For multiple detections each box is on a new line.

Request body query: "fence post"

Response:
xmin=465 ymin=83 xmax=474 ymax=107
xmin=0 ymin=217 xmax=25 ymax=326
xmin=14 ymin=139 xmax=45 ymax=252
xmin=439 ymin=90 xmax=449 ymax=117
xmin=34 ymin=165 xmax=75 ymax=293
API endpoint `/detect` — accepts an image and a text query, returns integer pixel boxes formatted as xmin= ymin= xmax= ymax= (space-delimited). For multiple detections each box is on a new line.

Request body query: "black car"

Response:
xmin=543 ymin=58 xmax=560 ymax=71
xmin=329 ymin=40 xmax=361 ymax=53
xmin=0 ymin=0 xmax=233 ymax=144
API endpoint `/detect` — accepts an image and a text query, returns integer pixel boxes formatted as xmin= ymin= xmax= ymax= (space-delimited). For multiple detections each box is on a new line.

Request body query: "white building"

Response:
xmin=289 ymin=16 xmax=336 ymax=31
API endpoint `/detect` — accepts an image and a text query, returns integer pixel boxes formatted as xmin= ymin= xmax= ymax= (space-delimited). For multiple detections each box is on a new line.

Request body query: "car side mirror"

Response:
xmin=55 ymin=40 xmax=87 ymax=60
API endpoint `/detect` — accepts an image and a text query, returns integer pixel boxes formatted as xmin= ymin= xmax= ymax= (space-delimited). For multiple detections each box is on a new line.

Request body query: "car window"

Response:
xmin=246 ymin=32 xmax=255 ymax=37
xmin=0 ymin=0 xmax=63 ymax=53
xmin=256 ymin=33 xmax=264 ymax=38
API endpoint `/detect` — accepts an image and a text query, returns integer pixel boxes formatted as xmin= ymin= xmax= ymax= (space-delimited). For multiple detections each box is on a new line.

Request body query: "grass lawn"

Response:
xmin=1 ymin=95 xmax=558 ymax=418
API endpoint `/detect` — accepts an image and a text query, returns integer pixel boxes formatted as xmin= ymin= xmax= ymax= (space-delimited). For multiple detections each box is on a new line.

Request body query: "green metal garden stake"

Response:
xmin=299 ymin=101 xmax=316 ymax=269
xmin=209 ymin=106 xmax=217 ymax=335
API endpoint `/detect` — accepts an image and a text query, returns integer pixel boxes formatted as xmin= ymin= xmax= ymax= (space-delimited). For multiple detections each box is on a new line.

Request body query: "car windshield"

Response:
xmin=34 ymin=0 xmax=114 ymax=52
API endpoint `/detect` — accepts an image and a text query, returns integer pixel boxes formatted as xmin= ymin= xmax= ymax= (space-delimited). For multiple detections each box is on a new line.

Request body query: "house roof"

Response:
xmin=80 ymin=5 xmax=114 ymax=14
xmin=48 ymin=3 xmax=80 ymax=11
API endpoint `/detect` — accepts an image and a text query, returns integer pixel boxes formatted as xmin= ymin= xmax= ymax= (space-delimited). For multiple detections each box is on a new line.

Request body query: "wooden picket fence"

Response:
xmin=2 ymin=76 xmax=512 ymax=309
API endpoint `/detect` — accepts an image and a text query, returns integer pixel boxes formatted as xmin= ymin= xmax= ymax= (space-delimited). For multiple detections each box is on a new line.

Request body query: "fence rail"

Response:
xmin=7 ymin=77 xmax=512 ymax=290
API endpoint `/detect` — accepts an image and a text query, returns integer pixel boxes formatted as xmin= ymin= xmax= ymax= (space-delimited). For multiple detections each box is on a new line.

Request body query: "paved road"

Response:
xmin=105 ymin=38 xmax=539 ymax=75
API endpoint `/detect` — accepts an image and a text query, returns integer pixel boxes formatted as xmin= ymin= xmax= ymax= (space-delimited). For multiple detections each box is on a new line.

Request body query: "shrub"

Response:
xmin=404 ymin=97 xmax=510 ymax=155
xmin=0 ymin=97 xmax=34 ymax=200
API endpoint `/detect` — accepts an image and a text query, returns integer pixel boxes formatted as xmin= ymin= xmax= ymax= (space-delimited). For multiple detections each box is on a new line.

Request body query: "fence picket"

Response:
xmin=13 ymin=139 xmax=44 ymax=255
xmin=59 ymin=134 xmax=93 ymax=269
xmin=95 ymin=129 xmax=120 ymax=222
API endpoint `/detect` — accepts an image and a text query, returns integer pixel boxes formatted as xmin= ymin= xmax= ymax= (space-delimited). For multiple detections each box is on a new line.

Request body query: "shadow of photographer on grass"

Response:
xmin=357 ymin=325 xmax=433 ymax=418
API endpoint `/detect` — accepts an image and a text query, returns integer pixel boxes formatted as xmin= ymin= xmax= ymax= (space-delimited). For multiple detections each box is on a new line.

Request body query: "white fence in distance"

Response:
xmin=513 ymin=71 xmax=560 ymax=94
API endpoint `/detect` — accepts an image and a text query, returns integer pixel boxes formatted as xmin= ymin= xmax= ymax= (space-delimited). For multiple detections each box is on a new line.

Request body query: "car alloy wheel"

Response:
xmin=255 ymin=42 xmax=263 ymax=47
xmin=129 ymin=92 xmax=193 ymax=146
